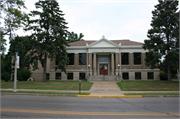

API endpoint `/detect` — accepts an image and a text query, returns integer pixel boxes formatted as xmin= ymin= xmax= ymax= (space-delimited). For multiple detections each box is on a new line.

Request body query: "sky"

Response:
xmin=5 ymin=0 xmax=162 ymax=53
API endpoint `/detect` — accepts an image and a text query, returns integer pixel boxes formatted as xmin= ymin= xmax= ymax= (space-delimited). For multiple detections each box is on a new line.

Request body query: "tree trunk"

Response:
xmin=43 ymin=53 xmax=47 ymax=82
xmin=167 ymin=59 xmax=171 ymax=82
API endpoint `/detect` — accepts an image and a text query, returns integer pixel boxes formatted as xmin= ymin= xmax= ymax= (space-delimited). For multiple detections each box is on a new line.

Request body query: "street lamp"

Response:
xmin=10 ymin=32 xmax=17 ymax=92
xmin=118 ymin=64 xmax=120 ymax=80
xmin=88 ymin=64 xmax=90 ymax=76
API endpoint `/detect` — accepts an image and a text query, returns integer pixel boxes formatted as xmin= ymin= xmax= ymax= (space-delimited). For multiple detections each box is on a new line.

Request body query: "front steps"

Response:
xmin=91 ymin=75 xmax=117 ymax=81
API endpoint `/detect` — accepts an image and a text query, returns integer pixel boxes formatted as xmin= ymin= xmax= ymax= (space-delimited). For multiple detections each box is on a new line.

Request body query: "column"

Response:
xmin=115 ymin=53 xmax=119 ymax=75
xmin=93 ymin=53 xmax=97 ymax=76
xmin=74 ymin=53 xmax=78 ymax=69
xmin=111 ymin=52 xmax=114 ymax=76
xmin=88 ymin=53 xmax=92 ymax=75
xmin=142 ymin=53 xmax=146 ymax=69
xmin=129 ymin=53 xmax=133 ymax=69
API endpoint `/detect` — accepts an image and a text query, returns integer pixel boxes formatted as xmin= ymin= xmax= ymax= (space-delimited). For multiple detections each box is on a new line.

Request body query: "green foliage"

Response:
xmin=0 ymin=0 xmax=29 ymax=37
xmin=9 ymin=36 xmax=33 ymax=69
xmin=25 ymin=0 xmax=69 ymax=82
xmin=2 ymin=72 xmax=11 ymax=82
xmin=160 ymin=71 xmax=168 ymax=80
xmin=0 ymin=31 xmax=7 ymax=53
xmin=67 ymin=32 xmax=84 ymax=43
xmin=17 ymin=69 xmax=32 ymax=81
xmin=1 ymin=53 xmax=12 ymax=82
xmin=142 ymin=0 xmax=179 ymax=82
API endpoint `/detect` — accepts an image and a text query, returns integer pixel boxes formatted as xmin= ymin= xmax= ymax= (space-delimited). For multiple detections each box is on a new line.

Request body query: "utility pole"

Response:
xmin=13 ymin=52 xmax=17 ymax=92
xmin=0 ymin=28 xmax=1 ymax=82
xmin=179 ymin=10 xmax=180 ymax=81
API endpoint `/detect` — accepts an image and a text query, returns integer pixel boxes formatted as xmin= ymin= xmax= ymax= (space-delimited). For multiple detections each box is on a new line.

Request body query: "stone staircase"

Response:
xmin=91 ymin=75 xmax=117 ymax=81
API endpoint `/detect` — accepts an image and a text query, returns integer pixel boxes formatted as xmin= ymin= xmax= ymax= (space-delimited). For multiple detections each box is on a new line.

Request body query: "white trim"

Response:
xmin=87 ymin=37 xmax=120 ymax=48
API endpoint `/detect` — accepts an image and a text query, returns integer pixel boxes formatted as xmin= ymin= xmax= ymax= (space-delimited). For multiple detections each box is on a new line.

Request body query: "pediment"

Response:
xmin=88 ymin=36 xmax=119 ymax=48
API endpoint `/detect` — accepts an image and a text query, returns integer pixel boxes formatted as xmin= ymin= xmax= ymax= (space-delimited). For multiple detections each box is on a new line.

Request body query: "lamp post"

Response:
xmin=10 ymin=32 xmax=17 ymax=92
xmin=88 ymin=64 xmax=90 ymax=75
xmin=118 ymin=64 xmax=120 ymax=80
xmin=88 ymin=64 xmax=90 ymax=81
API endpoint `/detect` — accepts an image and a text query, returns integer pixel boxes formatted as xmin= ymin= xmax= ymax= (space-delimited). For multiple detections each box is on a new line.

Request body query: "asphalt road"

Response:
xmin=1 ymin=95 xmax=179 ymax=119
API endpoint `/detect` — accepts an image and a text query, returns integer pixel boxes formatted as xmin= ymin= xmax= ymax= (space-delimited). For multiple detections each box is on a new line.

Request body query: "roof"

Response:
xmin=68 ymin=40 xmax=143 ymax=47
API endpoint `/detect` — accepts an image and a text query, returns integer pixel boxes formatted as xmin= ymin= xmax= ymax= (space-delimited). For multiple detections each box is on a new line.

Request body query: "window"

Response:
xmin=79 ymin=53 xmax=86 ymax=65
xmin=122 ymin=73 xmax=129 ymax=80
xmin=56 ymin=73 xmax=61 ymax=80
xmin=67 ymin=73 xmax=73 ymax=80
xmin=68 ymin=53 xmax=74 ymax=65
xmin=80 ymin=73 xmax=86 ymax=80
xmin=148 ymin=72 xmax=154 ymax=79
xmin=135 ymin=72 xmax=141 ymax=80
xmin=134 ymin=53 xmax=141 ymax=65
xmin=121 ymin=53 xmax=129 ymax=65
xmin=99 ymin=58 xmax=108 ymax=63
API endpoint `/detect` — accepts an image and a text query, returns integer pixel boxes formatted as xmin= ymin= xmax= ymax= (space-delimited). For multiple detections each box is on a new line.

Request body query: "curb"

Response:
xmin=1 ymin=93 xmax=78 ymax=97
xmin=1 ymin=93 xmax=179 ymax=97
xmin=78 ymin=95 xmax=143 ymax=98
xmin=143 ymin=95 xmax=179 ymax=97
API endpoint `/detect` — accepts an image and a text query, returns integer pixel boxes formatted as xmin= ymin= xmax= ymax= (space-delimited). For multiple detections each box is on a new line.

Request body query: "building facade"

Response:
xmin=31 ymin=36 xmax=160 ymax=81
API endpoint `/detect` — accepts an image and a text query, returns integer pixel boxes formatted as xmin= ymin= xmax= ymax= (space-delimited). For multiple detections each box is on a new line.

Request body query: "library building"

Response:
xmin=31 ymin=36 xmax=160 ymax=81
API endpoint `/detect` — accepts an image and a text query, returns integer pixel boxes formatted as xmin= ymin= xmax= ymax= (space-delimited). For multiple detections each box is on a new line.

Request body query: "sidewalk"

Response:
xmin=0 ymin=89 xmax=90 ymax=93
xmin=89 ymin=81 xmax=124 ymax=95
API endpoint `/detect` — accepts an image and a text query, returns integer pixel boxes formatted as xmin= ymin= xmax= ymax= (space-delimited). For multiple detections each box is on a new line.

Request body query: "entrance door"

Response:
xmin=100 ymin=64 xmax=108 ymax=75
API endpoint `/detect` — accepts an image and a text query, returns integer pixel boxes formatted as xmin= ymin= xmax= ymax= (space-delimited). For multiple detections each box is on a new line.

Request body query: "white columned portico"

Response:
xmin=93 ymin=52 xmax=97 ymax=76
xmin=111 ymin=52 xmax=114 ymax=76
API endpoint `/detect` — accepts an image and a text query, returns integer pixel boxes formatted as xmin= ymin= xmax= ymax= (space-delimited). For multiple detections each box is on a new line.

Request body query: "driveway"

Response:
xmin=90 ymin=81 xmax=124 ymax=95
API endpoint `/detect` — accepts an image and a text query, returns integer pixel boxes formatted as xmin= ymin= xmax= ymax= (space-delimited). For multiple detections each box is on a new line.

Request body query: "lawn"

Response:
xmin=117 ymin=80 xmax=179 ymax=91
xmin=1 ymin=80 xmax=93 ymax=90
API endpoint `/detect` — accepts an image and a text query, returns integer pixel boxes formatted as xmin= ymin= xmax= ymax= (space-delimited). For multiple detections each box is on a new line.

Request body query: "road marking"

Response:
xmin=1 ymin=108 xmax=179 ymax=116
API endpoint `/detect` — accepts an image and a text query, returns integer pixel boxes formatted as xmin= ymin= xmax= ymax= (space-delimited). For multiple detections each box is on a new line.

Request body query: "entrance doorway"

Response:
xmin=99 ymin=64 xmax=108 ymax=75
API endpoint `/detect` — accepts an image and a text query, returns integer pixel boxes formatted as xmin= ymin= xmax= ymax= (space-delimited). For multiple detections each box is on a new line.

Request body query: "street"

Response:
xmin=1 ymin=95 xmax=179 ymax=119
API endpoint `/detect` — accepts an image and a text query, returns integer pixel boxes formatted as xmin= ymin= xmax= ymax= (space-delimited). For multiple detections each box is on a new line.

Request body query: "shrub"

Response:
xmin=17 ymin=69 xmax=32 ymax=81
xmin=160 ymin=71 xmax=168 ymax=80
xmin=2 ymin=72 xmax=11 ymax=82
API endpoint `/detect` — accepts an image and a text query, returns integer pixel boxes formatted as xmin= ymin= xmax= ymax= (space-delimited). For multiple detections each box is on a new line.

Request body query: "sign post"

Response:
xmin=13 ymin=52 xmax=18 ymax=92
xmin=79 ymin=80 xmax=81 ymax=94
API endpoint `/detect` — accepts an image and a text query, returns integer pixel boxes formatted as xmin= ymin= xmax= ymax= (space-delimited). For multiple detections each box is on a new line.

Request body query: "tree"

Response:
xmin=25 ymin=0 xmax=69 ymax=82
xmin=1 ymin=53 xmax=12 ymax=82
xmin=0 ymin=31 xmax=7 ymax=53
xmin=0 ymin=0 xmax=28 ymax=36
xmin=143 ymin=0 xmax=179 ymax=82
xmin=9 ymin=36 xmax=32 ymax=69
xmin=67 ymin=32 xmax=84 ymax=43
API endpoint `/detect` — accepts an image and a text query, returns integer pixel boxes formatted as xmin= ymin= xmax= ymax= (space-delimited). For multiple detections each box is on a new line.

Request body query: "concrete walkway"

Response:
xmin=89 ymin=81 xmax=124 ymax=95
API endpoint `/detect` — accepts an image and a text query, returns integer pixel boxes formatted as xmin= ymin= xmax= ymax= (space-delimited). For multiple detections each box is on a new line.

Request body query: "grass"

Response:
xmin=1 ymin=90 xmax=89 ymax=95
xmin=124 ymin=93 xmax=179 ymax=95
xmin=117 ymin=80 xmax=179 ymax=91
xmin=1 ymin=80 xmax=93 ymax=90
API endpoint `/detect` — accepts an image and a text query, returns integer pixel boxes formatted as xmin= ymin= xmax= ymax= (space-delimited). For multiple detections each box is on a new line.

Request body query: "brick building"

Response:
xmin=31 ymin=36 xmax=160 ymax=81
